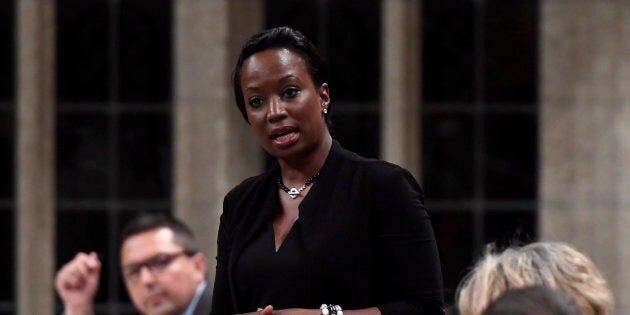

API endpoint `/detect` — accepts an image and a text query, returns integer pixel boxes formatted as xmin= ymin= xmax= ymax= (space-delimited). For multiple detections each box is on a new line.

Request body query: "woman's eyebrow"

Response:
xmin=278 ymin=74 xmax=302 ymax=84
xmin=245 ymin=74 xmax=302 ymax=92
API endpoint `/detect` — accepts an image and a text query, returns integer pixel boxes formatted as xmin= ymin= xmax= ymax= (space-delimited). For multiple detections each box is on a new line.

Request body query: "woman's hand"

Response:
xmin=238 ymin=306 xmax=380 ymax=315
xmin=237 ymin=305 xmax=274 ymax=315
xmin=238 ymin=306 xmax=321 ymax=315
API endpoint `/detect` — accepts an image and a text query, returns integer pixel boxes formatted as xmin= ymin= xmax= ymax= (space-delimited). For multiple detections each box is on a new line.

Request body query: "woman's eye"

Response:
xmin=283 ymin=87 xmax=299 ymax=98
xmin=248 ymin=97 xmax=263 ymax=108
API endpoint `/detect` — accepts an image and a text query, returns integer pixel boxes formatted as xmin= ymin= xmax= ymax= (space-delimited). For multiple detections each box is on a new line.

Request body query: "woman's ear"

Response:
xmin=319 ymin=83 xmax=330 ymax=110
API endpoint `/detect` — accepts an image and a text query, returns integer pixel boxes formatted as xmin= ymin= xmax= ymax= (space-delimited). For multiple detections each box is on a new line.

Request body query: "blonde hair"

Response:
xmin=456 ymin=242 xmax=614 ymax=315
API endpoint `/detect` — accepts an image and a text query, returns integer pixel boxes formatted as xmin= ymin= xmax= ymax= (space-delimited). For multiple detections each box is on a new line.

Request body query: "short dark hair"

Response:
xmin=483 ymin=286 xmax=582 ymax=315
xmin=232 ymin=26 xmax=331 ymax=126
xmin=120 ymin=214 xmax=198 ymax=254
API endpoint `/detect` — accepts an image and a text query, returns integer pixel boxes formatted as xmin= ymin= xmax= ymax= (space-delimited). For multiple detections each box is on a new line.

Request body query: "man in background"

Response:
xmin=55 ymin=214 xmax=211 ymax=315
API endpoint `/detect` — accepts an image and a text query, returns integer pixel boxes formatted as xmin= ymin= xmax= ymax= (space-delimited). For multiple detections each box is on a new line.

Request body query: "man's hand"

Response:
xmin=55 ymin=252 xmax=101 ymax=315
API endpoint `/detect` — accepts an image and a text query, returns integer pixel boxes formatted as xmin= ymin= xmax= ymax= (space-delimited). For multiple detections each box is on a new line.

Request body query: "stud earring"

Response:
xmin=323 ymin=108 xmax=328 ymax=115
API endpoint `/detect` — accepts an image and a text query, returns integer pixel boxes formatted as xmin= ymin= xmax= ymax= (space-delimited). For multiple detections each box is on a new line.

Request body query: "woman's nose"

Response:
xmin=267 ymin=97 xmax=287 ymax=122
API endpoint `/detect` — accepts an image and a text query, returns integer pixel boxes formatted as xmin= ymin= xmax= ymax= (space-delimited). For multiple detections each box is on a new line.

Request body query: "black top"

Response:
xmin=212 ymin=141 xmax=444 ymax=315
xmin=235 ymin=221 xmax=306 ymax=310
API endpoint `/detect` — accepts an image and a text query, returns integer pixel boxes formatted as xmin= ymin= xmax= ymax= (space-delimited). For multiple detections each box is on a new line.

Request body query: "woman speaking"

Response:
xmin=211 ymin=26 xmax=444 ymax=315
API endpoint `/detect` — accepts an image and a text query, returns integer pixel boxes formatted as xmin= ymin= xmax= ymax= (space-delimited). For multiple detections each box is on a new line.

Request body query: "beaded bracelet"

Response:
xmin=320 ymin=304 xmax=343 ymax=315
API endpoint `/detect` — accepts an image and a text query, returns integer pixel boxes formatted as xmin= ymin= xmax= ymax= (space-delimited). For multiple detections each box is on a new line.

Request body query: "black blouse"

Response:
xmin=235 ymin=221 xmax=307 ymax=310
xmin=212 ymin=141 xmax=444 ymax=315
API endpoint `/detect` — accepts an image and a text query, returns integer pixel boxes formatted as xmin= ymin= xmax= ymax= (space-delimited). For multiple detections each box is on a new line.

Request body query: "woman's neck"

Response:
xmin=278 ymin=133 xmax=332 ymax=185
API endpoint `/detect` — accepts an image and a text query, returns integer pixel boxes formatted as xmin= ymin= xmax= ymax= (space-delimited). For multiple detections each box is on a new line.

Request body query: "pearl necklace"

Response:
xmin=277 ymin=172 xmax=320 ymax=199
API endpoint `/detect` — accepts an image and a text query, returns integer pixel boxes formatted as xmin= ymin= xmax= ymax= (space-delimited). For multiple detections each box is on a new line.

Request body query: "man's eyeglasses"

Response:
xmin=122 ymin=250 xmax=194 ymax=283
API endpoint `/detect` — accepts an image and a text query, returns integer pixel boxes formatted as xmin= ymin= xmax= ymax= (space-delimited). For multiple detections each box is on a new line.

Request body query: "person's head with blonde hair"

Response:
xmin=456 ymin=241 xmax=613 ymax=315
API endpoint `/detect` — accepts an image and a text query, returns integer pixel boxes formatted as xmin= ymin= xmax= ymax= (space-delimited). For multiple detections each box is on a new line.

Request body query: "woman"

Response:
xmin=456 ymin=242 xmax=614 ymax=315
xmin=482 ymin=286 xmax=582 ymax=315
xmin=211 ymin=26 xmax=444 ymax=315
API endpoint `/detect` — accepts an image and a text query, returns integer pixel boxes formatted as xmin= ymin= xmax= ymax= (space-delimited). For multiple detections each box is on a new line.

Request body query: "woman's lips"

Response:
xmin=271 ymin=130 xmax=299 ymax=149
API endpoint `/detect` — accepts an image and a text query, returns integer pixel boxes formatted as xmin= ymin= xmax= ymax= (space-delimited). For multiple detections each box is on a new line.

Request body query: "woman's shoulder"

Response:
xmin=225 ymin=169 xmax=274 ymax=202
xmin=221 ymin=169 xmax=276 ymax=225
xmin=333 ymin=145 xmax=423 ymax=202
xmin=362 ymin=159 xmax=418 ymax=190
xmin=335 ymin=144 xmax=414 ymax=180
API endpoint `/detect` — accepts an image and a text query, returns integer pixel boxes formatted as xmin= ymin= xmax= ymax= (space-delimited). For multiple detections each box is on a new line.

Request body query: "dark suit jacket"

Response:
xmin=211 ymin=142 xmax=444 ymax=315
xmin=193 ymin=283 xmax=213 ymax=315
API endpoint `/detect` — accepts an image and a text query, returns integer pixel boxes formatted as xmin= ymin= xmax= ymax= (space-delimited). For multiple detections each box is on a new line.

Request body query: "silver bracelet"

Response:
xmin=320 ymin=304 xmax=343 ymax=315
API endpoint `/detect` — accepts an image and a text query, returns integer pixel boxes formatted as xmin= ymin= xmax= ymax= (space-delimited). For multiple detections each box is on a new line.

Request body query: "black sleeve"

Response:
xmin=210 ymin=193 xmax=236 ymax=315
xmin=370 ymin=165 xmax=444 ymax=315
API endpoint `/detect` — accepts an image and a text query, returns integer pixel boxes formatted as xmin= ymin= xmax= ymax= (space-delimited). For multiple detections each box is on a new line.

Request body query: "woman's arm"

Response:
xmin=369 ymin=164 xmax=445 ymax=315
xmin=211 ymin=194 xmax=237 ymax=315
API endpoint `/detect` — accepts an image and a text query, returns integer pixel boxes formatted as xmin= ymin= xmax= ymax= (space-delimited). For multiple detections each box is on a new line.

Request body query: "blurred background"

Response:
xmin=2 ymin=0 xmax=629 ymax=314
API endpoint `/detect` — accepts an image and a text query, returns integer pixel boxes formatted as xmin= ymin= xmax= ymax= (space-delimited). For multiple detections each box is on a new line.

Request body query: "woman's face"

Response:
xmin=240 ymin=48 xmax=330 ymax=159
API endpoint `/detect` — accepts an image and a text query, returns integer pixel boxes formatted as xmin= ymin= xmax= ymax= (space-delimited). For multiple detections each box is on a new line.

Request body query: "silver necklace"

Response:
xmin=277 ymin=172 xmax=320 ymax=199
